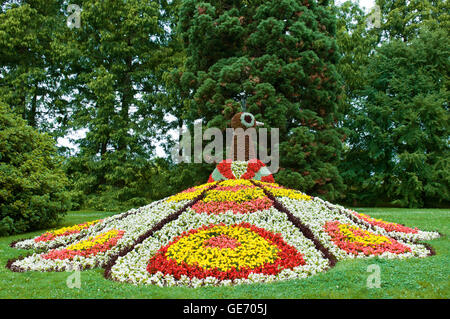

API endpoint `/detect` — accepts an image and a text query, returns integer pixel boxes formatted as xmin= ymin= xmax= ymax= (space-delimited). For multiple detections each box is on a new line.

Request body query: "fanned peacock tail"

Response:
xmin=7 ymin=159 xmax=440 ymax=287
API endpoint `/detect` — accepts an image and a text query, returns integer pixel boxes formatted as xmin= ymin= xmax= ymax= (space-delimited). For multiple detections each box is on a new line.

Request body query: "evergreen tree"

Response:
xmin=342 ymin=27 xmax=449 ymax=207
xmin=337 ymin=0 xmax=449 ymax=207
xmin=176 ymin=0 xmax=345 ymax=200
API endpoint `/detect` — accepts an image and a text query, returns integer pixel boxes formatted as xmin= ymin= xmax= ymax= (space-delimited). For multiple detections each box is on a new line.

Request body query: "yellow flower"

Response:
xmin=167 ymin=182 xmax=215 ymax=202
xmin=166 ymin=225 xmax=279 ymax=271
xmin=202 ymin=188 xmax=266 ymax=203
xmin=257 ymin=181 xmax=311 ymax=200
xmin=67 ymin=229 xmax=122 ymax=251
xmin=48 ymin=220 xmax=102 ymax=236
xmin=337 ymin=224 xmax=391 ymax=245
xmin=218 ymin=180 xmax=253 ymax=187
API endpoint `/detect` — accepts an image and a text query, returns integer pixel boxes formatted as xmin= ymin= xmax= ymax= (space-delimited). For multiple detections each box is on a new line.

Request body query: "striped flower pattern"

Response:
xmin=7 ymin=161 xmax=440 ymax=287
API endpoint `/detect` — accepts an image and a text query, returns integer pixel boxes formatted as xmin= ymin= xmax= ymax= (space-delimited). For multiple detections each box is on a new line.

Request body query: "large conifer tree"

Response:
xmin=176 ymin=0 xmax=345 ymax=200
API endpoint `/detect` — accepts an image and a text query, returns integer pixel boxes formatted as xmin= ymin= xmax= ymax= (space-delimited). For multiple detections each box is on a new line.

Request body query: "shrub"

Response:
xmin=0 ymin=102 xmax=71 ymax=236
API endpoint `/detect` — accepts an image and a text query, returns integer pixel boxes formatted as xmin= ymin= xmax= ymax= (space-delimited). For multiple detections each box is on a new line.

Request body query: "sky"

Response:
xmin=57 ymin=0 xmax=377 ymax=158
xmin=336 ymin=0 xmax=376 ymax=11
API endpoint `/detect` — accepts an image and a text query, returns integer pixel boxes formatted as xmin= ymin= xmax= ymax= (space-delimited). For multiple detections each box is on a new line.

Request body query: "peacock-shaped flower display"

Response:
xmin=7 ymin=112 xmax=440 ymax=288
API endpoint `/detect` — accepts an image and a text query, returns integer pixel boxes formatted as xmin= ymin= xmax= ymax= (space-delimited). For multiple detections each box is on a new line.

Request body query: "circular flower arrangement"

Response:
xmin=147 ymin=223 xmax=305 ymax=280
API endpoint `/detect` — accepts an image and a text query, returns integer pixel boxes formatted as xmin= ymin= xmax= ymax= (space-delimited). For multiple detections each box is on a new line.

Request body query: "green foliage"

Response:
xmin=0 ymin=0 xmax=68 ymax=133
xmin=58 ymin=0 xmax=182 ymax=210
xmin=377 ymin=0 xmax=449 ymax=41
xmin=176 ymin=0 xmax=345 ymax=201
xmin=341 ymin=27 xmax=449 ymax=208
xmin=335 ymin=1 xmax=379 ymax=104
xmin=0 ymin=101 xmax=71 ymax=236
xmin=337 ymin=0 xmax=449 ymax=207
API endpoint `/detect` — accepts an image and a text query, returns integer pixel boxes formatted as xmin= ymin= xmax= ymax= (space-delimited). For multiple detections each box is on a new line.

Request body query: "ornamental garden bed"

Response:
xmin=1 ymin=208 xmax=448 ymax=298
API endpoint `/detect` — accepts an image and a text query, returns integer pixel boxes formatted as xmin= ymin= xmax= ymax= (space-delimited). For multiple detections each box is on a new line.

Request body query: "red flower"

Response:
xmin=192 ymin=197 xmax=274 ymax=214
xmin=147 ymin=223 xmax=305 ymax=280
xmin=353 ymin=212 xmax=419 ymax=234
xmin=324 ymin=221 xmax=411 ymax=256
xmin=41 ymin=230 xmax=125 ymax=260
xmin=261 ymin=175 xmax=275 ymax=183
xmin=217 ymin=159 xmax=236 ymax=179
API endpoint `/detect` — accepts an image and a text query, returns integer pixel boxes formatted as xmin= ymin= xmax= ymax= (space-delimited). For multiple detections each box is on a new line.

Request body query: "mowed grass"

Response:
xmin=0 ymin=208 xmax=448 ymax=299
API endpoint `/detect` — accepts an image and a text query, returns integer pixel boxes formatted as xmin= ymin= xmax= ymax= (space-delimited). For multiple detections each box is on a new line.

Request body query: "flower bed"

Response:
xmin=10 ymin=200 xmax=165 ymax=251
xmin=8 ymin=199 xmax=189 ymax=272
xmin=7 ymin=165 xmax=440 ymax=287
xmin=42 ymin=229 xmax=125 ymax=260
xmin=108 ymin=207 xmax=328 ymax=287
xmin=167 ymin=183 xmax=216 ymax=202
xmin=203 ymin=187 xmax=266 ymax=203
xmin=353 ymin=212 xmax=419 ymax=234
xmin=324 ymin=221 xmax=411 ymax=256
xmin=274 ymin=195 xmax=431 ymax=260
xmin=190 ymin=180 xmax=273 ymax=214
xmin=147 ymin=223 xmax=305 ymax=281
xmin=191 ymin=197 xmax=273 ymax=214
xmin=34 ymin=220 xmax=103 ymax=243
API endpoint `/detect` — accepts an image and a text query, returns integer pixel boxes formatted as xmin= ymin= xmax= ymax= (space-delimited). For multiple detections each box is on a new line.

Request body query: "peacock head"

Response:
xmin=230 ymin=112 xmax=264 ymax=130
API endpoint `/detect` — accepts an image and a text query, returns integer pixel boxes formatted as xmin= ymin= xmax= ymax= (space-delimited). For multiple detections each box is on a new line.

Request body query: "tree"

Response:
xmin=335 ymin=1 xmax=380 ymax=205
xmin=341 ymin=27 xmax=449 ymax=207
xmin=61 ymin=0 xmax=176 ymax=209
xmin=176 ymin=0 xmax=345 ymax=200
xmin=377 ymin=0 xmax=449 ymax=42
xmin=335 ymin=1 xmax=379 ymax=106
xmin=0 ymin=101 xmax=71 ymax=236
xmin=0 ymin=0 xmax=68 ymax=133
xmin=337 ymin=0 xmax=450 ymax=207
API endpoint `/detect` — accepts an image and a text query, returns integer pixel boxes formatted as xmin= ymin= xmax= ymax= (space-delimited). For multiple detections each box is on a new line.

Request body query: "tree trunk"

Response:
xmin=28 ymin=83 xmax=38 ymax=128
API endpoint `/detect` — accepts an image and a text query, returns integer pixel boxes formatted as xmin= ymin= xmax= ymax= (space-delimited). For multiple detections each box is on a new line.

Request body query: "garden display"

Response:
xmin=7 ymin=112 xmax=440 ymax=288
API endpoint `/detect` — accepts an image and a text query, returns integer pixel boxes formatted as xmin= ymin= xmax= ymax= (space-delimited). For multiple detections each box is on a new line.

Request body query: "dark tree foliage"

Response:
xmin=337 ymin=0 xmax=449 ymax=207
xmin=341 ymin=27 xmax=449 ymax=208
xmin=0 ymin=0 xmax=68 ymax=134
xmin=60 ymin=0 xmax=178 ymax=210
xmin=175 ymin=0 xmax=345 ymax=201
xmin=0 ymin=101 xmax=72 ymax=236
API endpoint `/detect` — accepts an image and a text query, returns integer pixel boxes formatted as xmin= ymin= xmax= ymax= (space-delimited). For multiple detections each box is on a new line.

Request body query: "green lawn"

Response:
xmin=1 ymin=208 xmax=448 ymax=299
